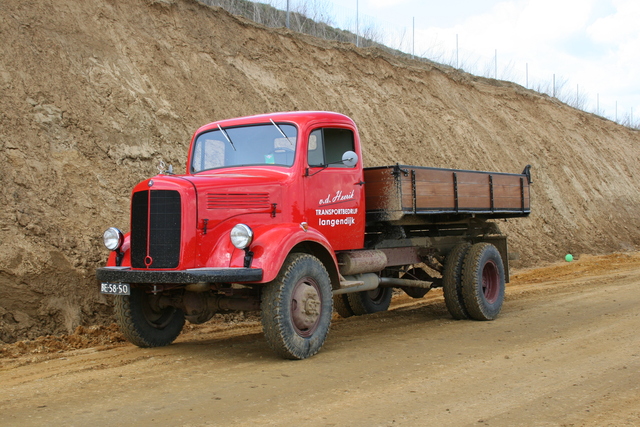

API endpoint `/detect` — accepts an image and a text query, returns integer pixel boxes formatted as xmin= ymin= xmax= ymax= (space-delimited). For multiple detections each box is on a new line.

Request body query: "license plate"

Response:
xmin=101 ymin=282 xmax=130 ymax=295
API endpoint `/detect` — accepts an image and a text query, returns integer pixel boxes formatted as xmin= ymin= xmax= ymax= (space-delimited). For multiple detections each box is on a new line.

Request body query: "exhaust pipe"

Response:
xmin=334 ymin=273 xmax=433 ymax=295
xmin=379 ymin=277 xmax=433 ymax=289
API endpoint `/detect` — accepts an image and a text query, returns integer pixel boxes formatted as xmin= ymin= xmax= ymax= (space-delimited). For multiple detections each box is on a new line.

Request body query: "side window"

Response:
xmin=308 ymin=129 xmax=324 ymax=166
xmin=192 ymin=138 xmax=225 ymax=171
xmin=307 ymin=128 xmax=355 ymax=168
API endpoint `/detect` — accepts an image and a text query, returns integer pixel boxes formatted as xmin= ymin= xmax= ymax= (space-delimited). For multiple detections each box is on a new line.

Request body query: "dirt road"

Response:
xmin=1 ymin=253 xmax=639 ymax=426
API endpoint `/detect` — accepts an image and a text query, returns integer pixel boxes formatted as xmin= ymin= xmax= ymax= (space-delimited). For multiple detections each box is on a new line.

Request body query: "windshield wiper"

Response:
xmin=217 ymin=124 xmax=236 ymax=151
xmin=270 ymin=119 xmax=294 ymax=146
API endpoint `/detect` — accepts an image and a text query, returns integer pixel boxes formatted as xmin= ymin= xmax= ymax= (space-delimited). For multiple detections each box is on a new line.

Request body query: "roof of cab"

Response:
xmin=193 ymin=111 xmax=355 ymax=136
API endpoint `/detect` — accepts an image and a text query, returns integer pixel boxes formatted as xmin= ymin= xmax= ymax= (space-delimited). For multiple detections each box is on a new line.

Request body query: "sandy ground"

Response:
xmin=1 ymin=252 xmax=639 ymax=426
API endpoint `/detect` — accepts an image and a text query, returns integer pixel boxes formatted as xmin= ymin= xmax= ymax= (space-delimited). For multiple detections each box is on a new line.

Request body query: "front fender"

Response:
xmin=228 ymin=224 xmax=338 ymax=283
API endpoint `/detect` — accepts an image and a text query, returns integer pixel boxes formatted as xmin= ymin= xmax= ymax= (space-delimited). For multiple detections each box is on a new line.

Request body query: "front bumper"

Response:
xmin=96 ymin=267 xmax=263 ymax=284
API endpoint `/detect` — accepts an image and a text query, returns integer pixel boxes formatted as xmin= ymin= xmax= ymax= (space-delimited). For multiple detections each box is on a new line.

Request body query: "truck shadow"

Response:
xmin=167 ymin=296 xmax=457 ymax=361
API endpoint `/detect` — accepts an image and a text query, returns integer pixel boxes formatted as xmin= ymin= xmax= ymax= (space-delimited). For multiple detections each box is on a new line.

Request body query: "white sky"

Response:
xmin=327 ymin=0 xmax=640 ymax=124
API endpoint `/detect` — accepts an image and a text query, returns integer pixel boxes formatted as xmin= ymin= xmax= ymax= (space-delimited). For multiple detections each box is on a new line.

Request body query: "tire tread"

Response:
xmin=461 ymin=243 xmax=505 ymax=321
xmin=261 ymin=253 xmax=332 ymax=359
xmin=114 ymin=288 xmax=184 ymax=348
xmin=442 ymin=242 xmax=471 ymax=320
xmin=333 ymin=294 xmax=354 ymax=318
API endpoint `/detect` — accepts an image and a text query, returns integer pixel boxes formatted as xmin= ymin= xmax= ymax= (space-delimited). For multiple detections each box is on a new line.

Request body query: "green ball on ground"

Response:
xmin=565 ymin=254 xmax=573 ymax=262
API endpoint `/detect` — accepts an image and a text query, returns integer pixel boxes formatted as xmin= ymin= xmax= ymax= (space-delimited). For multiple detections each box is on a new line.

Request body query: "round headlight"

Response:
xmin=103 ymin=227 xmax=124 ymax=251
xmin=230 ymin=224 xmax=253 ymax=249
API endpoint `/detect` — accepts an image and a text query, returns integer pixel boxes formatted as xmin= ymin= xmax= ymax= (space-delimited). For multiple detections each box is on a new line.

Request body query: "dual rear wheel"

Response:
xmin=443 ymin=242 xmax=505 ymax=321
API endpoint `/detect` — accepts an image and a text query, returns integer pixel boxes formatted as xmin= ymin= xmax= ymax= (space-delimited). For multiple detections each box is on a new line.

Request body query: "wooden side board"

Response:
xmin=364 ymin=164 xmax=531 ymax=221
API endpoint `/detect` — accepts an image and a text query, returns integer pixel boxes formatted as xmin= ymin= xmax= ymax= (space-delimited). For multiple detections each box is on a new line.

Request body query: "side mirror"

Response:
xmin=342 ymin=151 xmax=358 ymax=167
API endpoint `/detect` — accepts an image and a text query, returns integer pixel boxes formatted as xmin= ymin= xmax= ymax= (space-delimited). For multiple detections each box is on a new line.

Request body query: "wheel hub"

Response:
xmin=291 ymin=280 xmax=321 ymax=336
xmin=141 ymin=293 xmax=176 ymax=328
xmin=367 ymin=288 xmax=385 ymax=303
xmin=482 ymin=260 xmax=500 ymax=303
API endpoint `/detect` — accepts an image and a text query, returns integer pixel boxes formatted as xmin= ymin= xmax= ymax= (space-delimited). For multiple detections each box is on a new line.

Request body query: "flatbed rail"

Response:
xmin=364 ymin=164 xmax=531 ymax=222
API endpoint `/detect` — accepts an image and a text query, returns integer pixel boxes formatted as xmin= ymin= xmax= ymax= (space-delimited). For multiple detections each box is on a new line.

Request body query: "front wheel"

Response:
xmin=114 ymin=287 xmax=185 ymax=347
xmin=461 ymin=243 xmax=505 ymax=320
xmin=261 ymin=253 xmax=333 ymax=359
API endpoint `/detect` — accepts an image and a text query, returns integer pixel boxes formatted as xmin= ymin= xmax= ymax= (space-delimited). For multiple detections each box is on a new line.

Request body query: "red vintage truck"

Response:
xmin=97 ymin=111 xmax=531 ymax=359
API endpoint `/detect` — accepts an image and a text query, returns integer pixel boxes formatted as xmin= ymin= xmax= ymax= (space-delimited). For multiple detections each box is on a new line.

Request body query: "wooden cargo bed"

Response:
xmin=364 ymin=164 xmax=531 ymax=222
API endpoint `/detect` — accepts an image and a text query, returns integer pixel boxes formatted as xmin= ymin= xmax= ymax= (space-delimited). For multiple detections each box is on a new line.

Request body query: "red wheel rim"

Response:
xmin=481 ymin=260 xmax=500 ymax=303
xmin=290 ymin=277 xmax=322 ymax=337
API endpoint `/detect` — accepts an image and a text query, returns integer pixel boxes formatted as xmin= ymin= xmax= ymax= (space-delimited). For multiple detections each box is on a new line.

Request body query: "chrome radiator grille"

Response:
xmin=130 ymin=190 xmax=181 ymax=269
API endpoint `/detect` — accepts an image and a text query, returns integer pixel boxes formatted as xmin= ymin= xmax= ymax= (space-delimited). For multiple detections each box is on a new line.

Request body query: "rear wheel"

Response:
xmin=114 ymin=287 xmax=185 ymax=348
xmin=347 ymin=287 xmax=393 ymax=315
xmin=261 ymin=253 xmax=333 ymax=359
xmin=461 ymin=243 xmax=505 ymax=320
xmin=443 ymin=242 xmax=471 ymax=320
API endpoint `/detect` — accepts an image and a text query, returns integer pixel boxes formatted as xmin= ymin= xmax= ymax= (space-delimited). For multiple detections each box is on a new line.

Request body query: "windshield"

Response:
xmin=191 ymin=123 xmax=297 ymax=173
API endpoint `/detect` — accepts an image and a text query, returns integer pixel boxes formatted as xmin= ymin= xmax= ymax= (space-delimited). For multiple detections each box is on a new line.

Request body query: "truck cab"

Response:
xmin=101 ymin=111 xmax=363 ymax=280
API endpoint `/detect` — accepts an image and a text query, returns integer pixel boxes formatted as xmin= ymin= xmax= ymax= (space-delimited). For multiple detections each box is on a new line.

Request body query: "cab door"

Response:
xmin=303 ymin=126 xmax=365 ymax=251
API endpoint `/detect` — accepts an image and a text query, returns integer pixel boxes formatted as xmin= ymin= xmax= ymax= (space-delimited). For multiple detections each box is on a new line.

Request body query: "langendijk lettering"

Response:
xmin=318 ymin=217 xmax=356 ymax=227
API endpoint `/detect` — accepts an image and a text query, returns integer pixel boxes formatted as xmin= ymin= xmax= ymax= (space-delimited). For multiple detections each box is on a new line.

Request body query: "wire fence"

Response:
xmin=199 ymin=0 xmax=639 ymax=130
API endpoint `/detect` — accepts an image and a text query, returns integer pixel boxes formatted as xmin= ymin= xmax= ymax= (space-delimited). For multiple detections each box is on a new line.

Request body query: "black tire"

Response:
xmin=443 ymin=242 xmax=471 ymax=320
xmin=346 ymin=287 xmax=392 ymax=315
xmin=461 ymin=243 xmax=505 ymax=321
xmin=333 ymin=294 xmax=354 ymax=318
xmin=114 ymin=287 xmax=185 ymax=348
xmin=401 ymin=268 xmax=431 ymax=299
xmin=261 ymin=253 xmax=333 ymax=360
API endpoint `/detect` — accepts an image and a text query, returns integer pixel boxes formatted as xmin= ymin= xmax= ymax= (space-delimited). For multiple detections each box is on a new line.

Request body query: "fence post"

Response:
xmin=286 ymin=0 xmax=290 ymax=29
xmin=412 ymin=17 xmax=415 ymax=59
xmin=456 ymin=34 xmax=459 ymax=68
xmin=356 ymin=0 xmax=359 ymax=47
